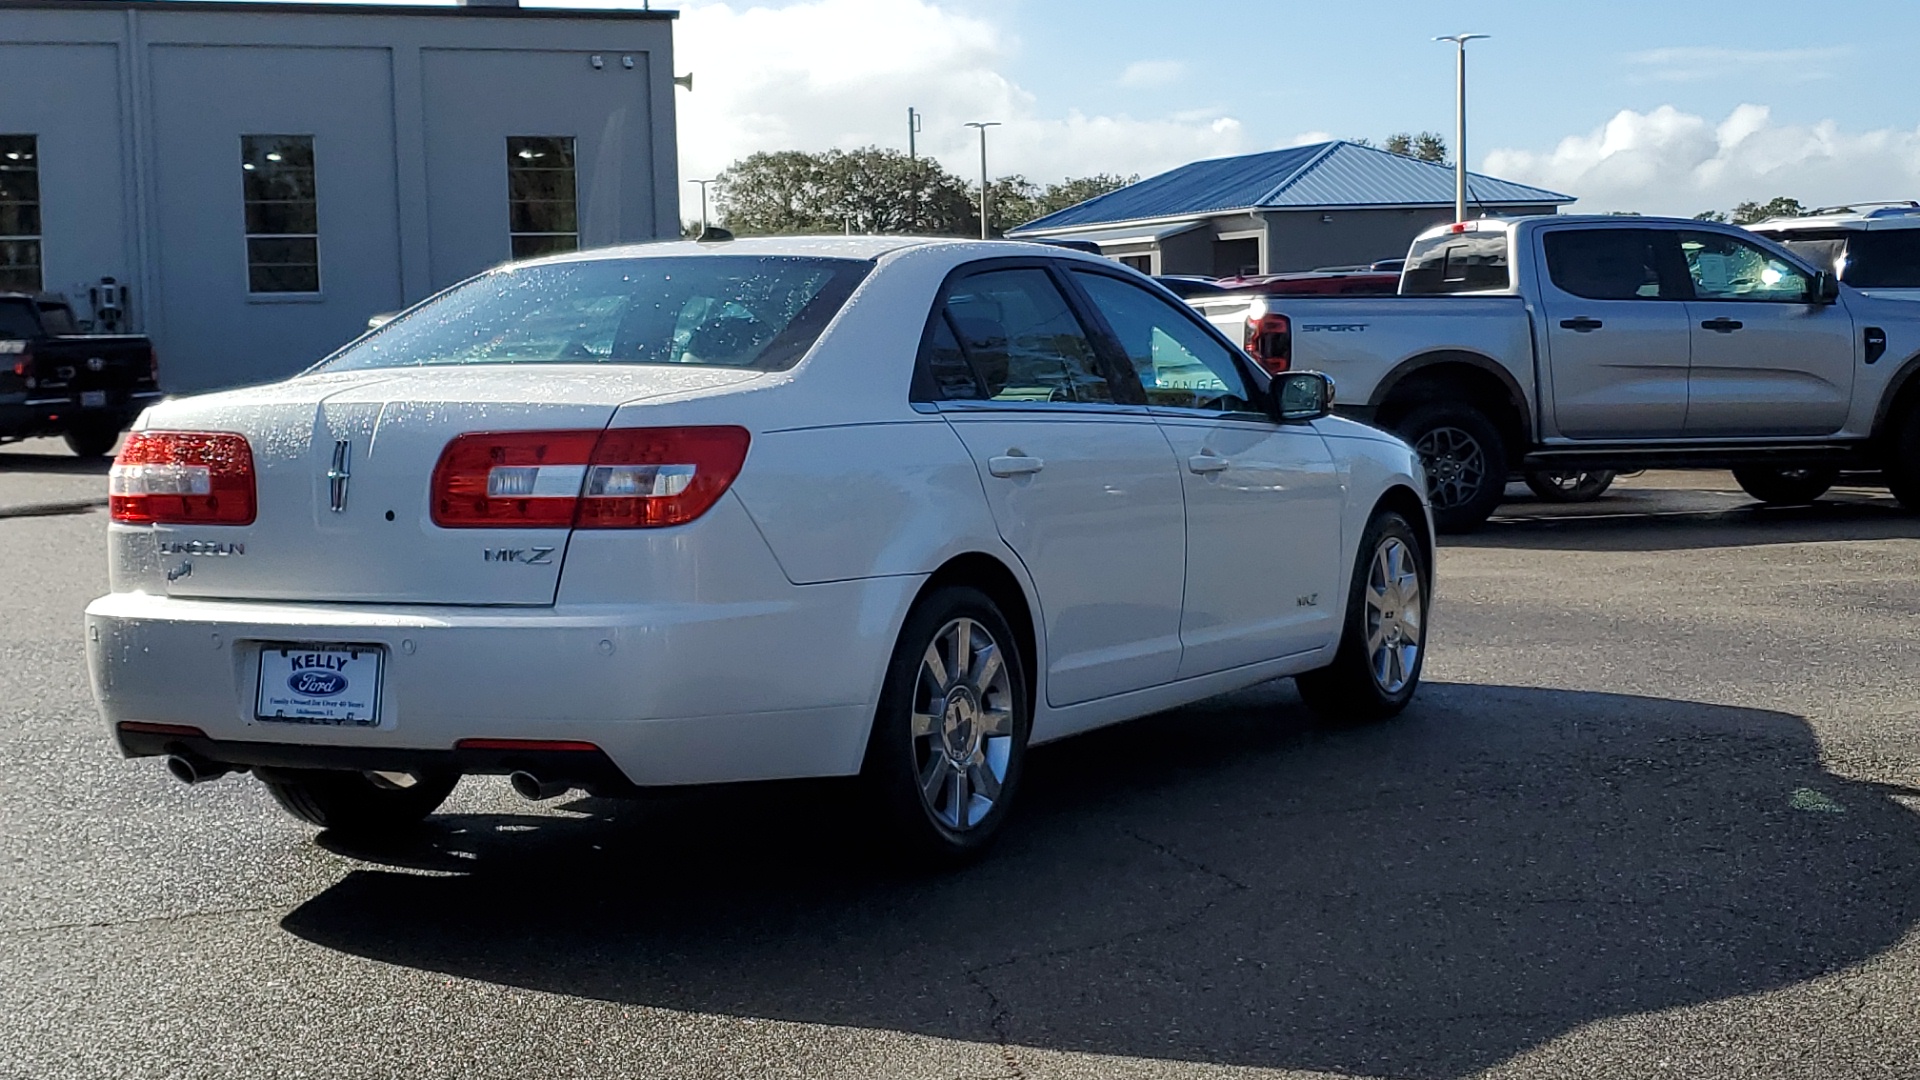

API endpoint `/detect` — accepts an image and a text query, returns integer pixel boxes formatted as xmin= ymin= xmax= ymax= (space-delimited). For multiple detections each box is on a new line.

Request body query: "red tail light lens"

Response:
xmin=1244 ymin=303 xmax=1292 ymax=374
xmin=9 ymin=350 xmax=30 ymax=380
xmin=110 ymin=432 xmax=256 ymax=525
xmin=431 ymin=426 xmax=751 ymax=529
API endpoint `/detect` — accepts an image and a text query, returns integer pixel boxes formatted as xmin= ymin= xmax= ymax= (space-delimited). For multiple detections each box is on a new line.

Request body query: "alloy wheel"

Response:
xmin=1364 ymin=536 xmax=1424 ymax=694
xmin=910 ymin=617 xmax=1016 ymax=832
xmin=1414 ymin=426 xmax=1487 ymax=510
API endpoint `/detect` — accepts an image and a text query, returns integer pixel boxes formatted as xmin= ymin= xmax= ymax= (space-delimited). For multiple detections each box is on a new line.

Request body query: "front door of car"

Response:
xmin=1536 ymin=227 xmax=1693 ymax=439
xmin=920 ymin=264 xmax=1188 ymax=707
xmin=1676 ymin=229 xmax=1856 ymax=436
xmin=1069 ymin=268 xmax=1345 ymax=677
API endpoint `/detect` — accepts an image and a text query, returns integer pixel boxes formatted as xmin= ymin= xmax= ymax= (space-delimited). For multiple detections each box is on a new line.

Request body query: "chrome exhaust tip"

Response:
xmin=508 ymin=771 xmax=571 ymax=802
xmin=165 ymin=753 xmax=234 ymax=785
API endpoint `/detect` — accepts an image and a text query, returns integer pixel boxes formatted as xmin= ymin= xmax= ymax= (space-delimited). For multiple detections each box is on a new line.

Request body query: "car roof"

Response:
xmin=516 ymin=235 xmax=1090 ymax=266
xmin=1748 ymin=204 xmax=1920 ymax=232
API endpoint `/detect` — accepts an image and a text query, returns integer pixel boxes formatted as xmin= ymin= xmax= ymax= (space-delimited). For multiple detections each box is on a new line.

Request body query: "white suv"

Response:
xmin=1748 ymin=202 xmax=1920 ymax=301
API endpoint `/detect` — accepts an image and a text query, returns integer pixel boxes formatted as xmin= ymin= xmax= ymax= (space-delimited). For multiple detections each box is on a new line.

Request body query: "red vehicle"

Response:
xmin=1214 ymin=270 xmax=1401 ymax=296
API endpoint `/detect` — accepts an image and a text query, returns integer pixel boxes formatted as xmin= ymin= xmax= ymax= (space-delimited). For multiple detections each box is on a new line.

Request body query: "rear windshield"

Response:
xmin=1401 ymin=230 xmax=1511 ymax=294
xmin=320 ymin=255 xmax=873 ymax=373
xmin=37 ymin=303 xmax=76 ymax=335
xmin=0 ymin=299 xmax=40 ymax=338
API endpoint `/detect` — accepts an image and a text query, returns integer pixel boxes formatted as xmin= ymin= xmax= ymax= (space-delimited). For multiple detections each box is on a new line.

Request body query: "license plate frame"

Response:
xmin=80 ymin=390 xmax=107 ymax=408
xmin=254 ymin=643 xmax=384 ymax=726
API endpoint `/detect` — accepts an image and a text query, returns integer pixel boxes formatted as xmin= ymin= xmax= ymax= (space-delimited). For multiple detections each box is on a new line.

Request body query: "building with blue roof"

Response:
xmin=1007 ymin=140 xmax=1573 ymax=278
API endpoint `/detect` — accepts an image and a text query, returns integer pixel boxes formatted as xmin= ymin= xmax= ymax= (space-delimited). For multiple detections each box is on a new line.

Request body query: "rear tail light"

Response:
xmin=109 ymin=431 xmax=257 ymax=525
xmin=9 ymin=349 xmax=30 ymax=382
xmin=431 ymin=426 xmax=751 ymax=529
xmin=1243 ymin=301 xmax=1292 ymax=374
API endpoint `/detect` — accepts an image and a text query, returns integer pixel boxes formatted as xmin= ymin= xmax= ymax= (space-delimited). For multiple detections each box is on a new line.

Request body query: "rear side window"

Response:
xmin=1543 ymin=229 xmax=1680 ymax=300
xmin=37 ymin=302 xmax=75 ymax=335
xmin=321 ymin=255 xmax=872 ymax=373
xmin=926 ymin=268 xmax=1116 ymax=404
xmin=1839 ymin=230 xmax=1920 ymax=288
xmin=1402 ymin=230 xmax=1511 ymax=294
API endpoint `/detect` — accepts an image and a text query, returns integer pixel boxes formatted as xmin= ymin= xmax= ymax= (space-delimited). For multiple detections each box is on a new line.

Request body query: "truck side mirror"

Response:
xmin=1270 ymin=370 xmax=1335 ymax=422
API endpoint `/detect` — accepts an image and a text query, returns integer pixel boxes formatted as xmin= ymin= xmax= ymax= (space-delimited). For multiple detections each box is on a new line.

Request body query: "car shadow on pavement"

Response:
xmin=1465 ymin=498 xmax=1920 ymax=553
xmin=283 ymin=681 xmax=1920 ymax=1079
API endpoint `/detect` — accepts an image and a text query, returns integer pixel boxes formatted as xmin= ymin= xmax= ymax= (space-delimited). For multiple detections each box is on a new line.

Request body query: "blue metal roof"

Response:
xmin=1009 ymin=140 xmax=1573 ymax=235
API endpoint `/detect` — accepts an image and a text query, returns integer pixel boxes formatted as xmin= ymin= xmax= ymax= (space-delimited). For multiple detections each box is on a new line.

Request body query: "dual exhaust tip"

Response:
xmin=165 ymin=754 xmax=573 ymax=802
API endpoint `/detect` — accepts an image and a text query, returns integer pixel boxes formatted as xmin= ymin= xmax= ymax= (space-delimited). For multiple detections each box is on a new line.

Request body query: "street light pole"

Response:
xmin=687 ymin=178 xmax=714 ymax=235
xmin=965 ymin=121 xmax=1001 ymax=240
xmin=1434 ymin=33 xmax=1489 ymax=223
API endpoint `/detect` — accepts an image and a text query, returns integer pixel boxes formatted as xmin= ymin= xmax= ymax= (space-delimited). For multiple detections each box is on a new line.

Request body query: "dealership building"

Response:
xmin=0 ymin=0 xmax=680 ymax=391
xmin=1009 ymin=140 xmax=1573 ymax=278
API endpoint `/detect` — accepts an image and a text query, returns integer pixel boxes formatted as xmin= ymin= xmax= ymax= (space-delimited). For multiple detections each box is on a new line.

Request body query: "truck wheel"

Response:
xmin=1296 ymin=509 xmax=1429 ymax=725
xmin=63 ymin=420 xmax=122 ymax=459
xmin=1732 ymin=465 xmax=1836 ymax=506
xmin=1399 ymin=403 xmax=1507 ymax=533
xmin=256 ymin=768 xmax=458 ymax=834
xmin=1524 ymin=469 xmax=1617 ymax=502
xmin=1886 ymin=407 xmax=1920 ymax=512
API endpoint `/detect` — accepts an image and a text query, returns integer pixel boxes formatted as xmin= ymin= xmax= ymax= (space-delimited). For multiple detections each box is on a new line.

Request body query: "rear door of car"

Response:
xmin=917 ymin=260 xmax=1188 ymax=707
xmin=1067 ymin=267 xmax=1344 ymax=676
xmin=1535 ymin=225 xmax=1693 ymax=439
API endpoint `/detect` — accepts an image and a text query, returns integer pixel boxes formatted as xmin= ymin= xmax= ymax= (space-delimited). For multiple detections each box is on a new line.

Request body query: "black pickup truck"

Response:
xmin=0 ymin=293 xmax=161 ymax=457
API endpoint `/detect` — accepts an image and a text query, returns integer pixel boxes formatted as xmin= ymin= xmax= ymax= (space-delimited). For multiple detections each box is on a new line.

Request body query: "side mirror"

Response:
xmin=1810 ymin=271 xmax=1841 ymax=304
xmin=1271 ymin=370 xmax=1335 ymax=422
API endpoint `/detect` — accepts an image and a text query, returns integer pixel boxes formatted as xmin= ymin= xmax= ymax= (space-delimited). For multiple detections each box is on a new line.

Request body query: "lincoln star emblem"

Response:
xmin=327 ymin=440 xmax=352 ymax=513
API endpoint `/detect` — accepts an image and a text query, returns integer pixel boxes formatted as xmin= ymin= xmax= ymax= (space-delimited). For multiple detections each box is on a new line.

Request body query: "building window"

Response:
xmin=241 ymin=135 xmax=319 ymax=293
xmin=1118 ymin=254 xmax=1152 ymax=273
xmin=507 ymin=136 xmax=579 ymax=259
xmin=0 ymin=136 xmax=41 ymax=293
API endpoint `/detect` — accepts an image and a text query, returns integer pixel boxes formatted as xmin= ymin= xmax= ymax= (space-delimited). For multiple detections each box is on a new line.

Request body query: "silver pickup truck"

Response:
xmin=1191 ymin=215 xmax=1920 ymax=531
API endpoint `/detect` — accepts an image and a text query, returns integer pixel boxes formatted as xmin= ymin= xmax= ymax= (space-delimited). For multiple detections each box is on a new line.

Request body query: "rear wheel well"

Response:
xmin=1376 ymin=358 xmax=1527 ymax=467
xmin=1876 ymin=363 xmax=1920 ymax=451
xmin=914 ymin=553 xmax=1039 ymax=706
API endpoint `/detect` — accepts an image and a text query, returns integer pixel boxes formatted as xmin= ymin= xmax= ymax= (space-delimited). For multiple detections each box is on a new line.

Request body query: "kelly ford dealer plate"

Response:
xmin=255 ymin=644 xmax=383 ymax=725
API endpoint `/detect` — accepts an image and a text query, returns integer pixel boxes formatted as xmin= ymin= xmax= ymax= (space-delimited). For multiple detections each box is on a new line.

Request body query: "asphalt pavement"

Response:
xmin=3 ymin=440 xmax=1918 ymax=1080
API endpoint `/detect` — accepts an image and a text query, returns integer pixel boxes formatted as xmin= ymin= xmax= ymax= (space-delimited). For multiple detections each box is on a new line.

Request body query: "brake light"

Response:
xmin=430 ymin=426 xmax=751 ymax=529
xmin=1243 ymin=302 xmax=1292 ymax=374
xmin=109 ymin=431 xmax=256 ymax=525
xmin=9 ymin=349 xmax=29 ymax=379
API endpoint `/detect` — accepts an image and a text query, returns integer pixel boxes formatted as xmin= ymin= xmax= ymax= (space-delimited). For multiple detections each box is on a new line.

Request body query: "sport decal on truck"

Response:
xmin=1300 ymin=323 xmax=1369 ymax=332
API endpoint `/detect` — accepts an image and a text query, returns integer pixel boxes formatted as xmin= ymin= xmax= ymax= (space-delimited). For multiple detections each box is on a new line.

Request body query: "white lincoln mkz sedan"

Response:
xmin=88 ymin=236 xmax=1432 ymax=861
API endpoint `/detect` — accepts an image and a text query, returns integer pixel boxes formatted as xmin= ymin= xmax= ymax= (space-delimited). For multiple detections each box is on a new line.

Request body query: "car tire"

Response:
xmin=1398 ymin=402 xmax=1507 ymax=533
xmin=1885 ymin=407 xmax=1920 ymax=512
xmin=63 ymin=420 xmax=121 ymax=459
xmin=256 ymin=768 xmax=458 ymax=834
xmin=861 ymin=585 xmax=1029 ymax=866
xmin=1523 ymin=468 xmax=1616 ymax=502
xmin=1731 ymin=465 xmax=1837 ymax=506
xmin=1296 ymin=509 xmax=1429 ymax=725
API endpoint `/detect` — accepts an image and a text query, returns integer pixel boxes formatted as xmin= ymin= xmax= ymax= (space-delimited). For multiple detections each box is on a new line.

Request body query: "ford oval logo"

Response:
xmin=289 ymin=671 xmax=348 ymax=697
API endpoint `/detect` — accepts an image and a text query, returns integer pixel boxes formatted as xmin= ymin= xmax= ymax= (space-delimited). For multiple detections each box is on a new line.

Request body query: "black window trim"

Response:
xmin=908 ymin=255 xmax=1152 ymax=413
xmin=1675 ymin=227 xmax=1830 ymax=305
xmin=1061 ymin=261 xmax=1277 ymax=423
xmin=1536 ymin=222 xmax=1832 ymax=306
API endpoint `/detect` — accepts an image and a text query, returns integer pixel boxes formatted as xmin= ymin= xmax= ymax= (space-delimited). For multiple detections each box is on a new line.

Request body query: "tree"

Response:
xmin=715 ymin=147 xmax=974 ymax=236
xmin=1381 ymin=131 xmax=1449 ymax=164
xmin=1693 ymin=210 xmax=1731 ymax=223
xmin=1034 ymin=174 xmax=1137 ymax=217
xmin=1731 ymin=197 xmax=1805 ymax=225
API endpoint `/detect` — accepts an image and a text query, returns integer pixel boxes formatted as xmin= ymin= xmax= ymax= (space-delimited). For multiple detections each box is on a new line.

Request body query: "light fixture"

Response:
xmin=518 ymin=149 xmax=537 ymax=160
xmin=3 ymin=153 xmax=17 ymax=161
xmin=242 ymin=163 xmax=255 ymax=171
xmin=265 ymin=152 xmax=282 ymax=162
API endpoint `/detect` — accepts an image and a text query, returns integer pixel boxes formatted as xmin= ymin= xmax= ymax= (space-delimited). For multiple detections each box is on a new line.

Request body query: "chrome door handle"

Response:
xmin=988 ymin=454 xmax=1045 ymax=477
xmin=1188 ymin=453 xmax=1230 ymax=475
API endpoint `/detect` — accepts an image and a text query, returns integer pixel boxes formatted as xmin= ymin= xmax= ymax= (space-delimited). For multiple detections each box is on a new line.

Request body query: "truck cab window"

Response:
xmin=1402 ymin=231 xmax=1509 ymax=294
xmin=1543 ymin=229 xmax=1681 ymax=300
xmin=1680 ymin=232 xmax=1812 ymax=303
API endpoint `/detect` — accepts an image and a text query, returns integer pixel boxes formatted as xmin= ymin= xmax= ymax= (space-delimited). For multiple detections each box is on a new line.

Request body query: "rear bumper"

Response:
xmin=85 ymin=582 xmax=918 ymax=787
xmin=0 ymin=392 xmax=156 ymax=438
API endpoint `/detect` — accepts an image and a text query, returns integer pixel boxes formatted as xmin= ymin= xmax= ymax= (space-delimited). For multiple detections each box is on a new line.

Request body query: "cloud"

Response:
xmin=1623 ymin=45 xmax=1850 ymax=84
xmin=667 ymin=0 xmax=1246 ymax=191
xmin=1482 ymin=104 xmax=1920 ymax=216
xmin=1118 ymin=59 xmax=1186 ymax=88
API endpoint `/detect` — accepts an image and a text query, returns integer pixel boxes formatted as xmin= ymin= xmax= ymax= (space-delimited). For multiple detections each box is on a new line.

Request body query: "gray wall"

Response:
xmin=0 ymin=2 xmax=678 ymax=392
xmin=1261 ymin=204 xmax=1564 ymax=273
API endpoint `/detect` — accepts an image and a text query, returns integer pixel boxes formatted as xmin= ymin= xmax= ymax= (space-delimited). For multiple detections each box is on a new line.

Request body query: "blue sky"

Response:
xmin=253 ymin=0 xmax=1920 ymax=214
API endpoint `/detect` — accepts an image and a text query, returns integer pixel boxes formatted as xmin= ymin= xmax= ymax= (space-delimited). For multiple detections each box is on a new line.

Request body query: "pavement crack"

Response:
xmin=1123 ymin=826 xmax=1254 ymax=891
